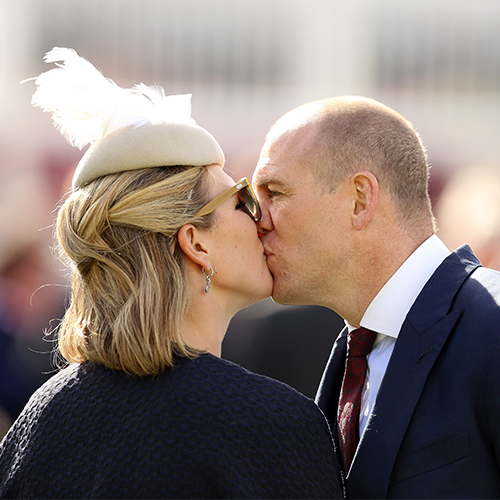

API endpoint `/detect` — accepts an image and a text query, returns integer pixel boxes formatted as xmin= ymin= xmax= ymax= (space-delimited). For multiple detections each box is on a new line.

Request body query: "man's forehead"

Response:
xmin=253 ymin=155 xmax=315 ymax=191
xmin=253 ymin=164 xmax=288 ymax=186
xmin=264 ymin=121 xmax=317 ymax=152
xmin=256 ymin=126 xmax=316 ymax=171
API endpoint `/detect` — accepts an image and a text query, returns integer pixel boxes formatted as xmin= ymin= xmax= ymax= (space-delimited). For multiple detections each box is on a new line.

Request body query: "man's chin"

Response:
xmin=270 ymin=284 xmax=303 ymax=306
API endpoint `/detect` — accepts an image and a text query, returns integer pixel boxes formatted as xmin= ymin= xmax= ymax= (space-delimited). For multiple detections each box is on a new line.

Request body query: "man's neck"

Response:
xmin=340 ymin=230 xmax=436 ymax=326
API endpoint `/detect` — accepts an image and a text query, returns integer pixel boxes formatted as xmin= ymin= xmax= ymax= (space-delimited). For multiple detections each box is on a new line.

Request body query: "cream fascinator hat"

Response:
xmin=28 ymin=48 xmax=225 ymax=189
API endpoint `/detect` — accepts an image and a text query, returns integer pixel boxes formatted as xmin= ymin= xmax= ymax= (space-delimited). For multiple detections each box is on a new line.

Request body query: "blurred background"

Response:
xmin=1 ymin=0 xmax=500 ymax=436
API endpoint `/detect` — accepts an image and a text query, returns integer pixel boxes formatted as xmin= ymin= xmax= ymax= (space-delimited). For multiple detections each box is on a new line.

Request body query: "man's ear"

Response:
xmin=350 ymin=171 xmax=379 ymax=231
xmin=177 ymin=224 xmax=211 ymax=269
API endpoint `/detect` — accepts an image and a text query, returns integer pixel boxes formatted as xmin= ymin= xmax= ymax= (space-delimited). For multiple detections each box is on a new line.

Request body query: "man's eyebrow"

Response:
xmin=254 ymin=175 xmax=286 ymax=188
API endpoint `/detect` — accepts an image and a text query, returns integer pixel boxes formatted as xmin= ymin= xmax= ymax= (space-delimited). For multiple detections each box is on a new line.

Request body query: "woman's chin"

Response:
xmin=237 ymin=280 xmax=273 ymax=310
xmin=251 ymin=277 xmax=274 ymax=305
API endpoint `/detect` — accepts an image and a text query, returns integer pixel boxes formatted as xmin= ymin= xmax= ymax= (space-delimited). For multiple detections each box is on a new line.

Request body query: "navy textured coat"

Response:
xmin=1 ymin=353 xmax=343 ymax=499
xmin=317 ymin=245 xmax=500 ymax=498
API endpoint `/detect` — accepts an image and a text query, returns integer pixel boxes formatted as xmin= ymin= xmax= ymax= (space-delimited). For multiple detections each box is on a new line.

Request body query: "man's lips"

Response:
xmin=263 ymin=249 xmax=275 ymax=277
xmin=261 ymin=239 xmax=274 ymax=260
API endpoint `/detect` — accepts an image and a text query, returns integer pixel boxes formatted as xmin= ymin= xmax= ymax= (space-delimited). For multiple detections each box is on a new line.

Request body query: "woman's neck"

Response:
xmin=181 ymin=293 xmax=235 ymax=357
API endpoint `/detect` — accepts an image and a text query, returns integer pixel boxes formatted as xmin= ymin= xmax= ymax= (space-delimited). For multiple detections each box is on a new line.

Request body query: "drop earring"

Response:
xmin=202 ymin=266 xmax=214 ymax=293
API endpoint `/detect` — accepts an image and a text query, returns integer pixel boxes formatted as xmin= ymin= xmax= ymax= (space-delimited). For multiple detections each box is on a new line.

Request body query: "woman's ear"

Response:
xmin=350 ymin=171 xmax=379 ymax=231
xmin=177 ymin=224 xmax=211 ymax=269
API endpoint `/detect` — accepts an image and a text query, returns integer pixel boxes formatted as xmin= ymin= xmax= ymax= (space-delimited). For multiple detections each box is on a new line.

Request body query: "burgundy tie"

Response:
xmin=337 ymin=327 xmax=377 ymax=471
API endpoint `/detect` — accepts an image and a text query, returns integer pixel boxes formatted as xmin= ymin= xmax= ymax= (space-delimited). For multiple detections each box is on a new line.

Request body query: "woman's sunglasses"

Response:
xmin=195 ymin=177 xmax=262 ymax=222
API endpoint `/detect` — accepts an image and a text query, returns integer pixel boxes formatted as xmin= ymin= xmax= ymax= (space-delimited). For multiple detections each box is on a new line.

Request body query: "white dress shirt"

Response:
xmin=346 ymin=234 xmax=451 ymax=439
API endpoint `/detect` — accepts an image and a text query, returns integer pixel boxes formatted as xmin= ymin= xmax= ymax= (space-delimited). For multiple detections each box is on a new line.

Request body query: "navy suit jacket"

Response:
xmin=317 ymin=245 xmax=500 ymax=499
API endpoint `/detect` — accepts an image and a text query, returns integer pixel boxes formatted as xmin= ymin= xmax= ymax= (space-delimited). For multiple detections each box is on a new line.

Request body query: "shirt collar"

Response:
xmin=348 ymin=235 xmax=451 ymax=338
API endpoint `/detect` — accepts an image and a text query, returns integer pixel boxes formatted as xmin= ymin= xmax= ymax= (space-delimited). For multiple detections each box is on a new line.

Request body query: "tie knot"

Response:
xmin=347 ymin=327 xmax=377 ymax=357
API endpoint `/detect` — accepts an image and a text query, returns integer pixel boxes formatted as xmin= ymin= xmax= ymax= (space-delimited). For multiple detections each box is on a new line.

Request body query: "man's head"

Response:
xmin=253 ymin=96 xmax=436 ymax=321
xmin=264 ymin=96 xmax=433 ymax=222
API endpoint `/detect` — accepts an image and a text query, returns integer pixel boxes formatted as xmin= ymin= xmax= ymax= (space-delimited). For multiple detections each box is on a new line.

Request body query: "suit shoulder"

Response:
xmin=458 ymin=265 xmax=500 ymax=312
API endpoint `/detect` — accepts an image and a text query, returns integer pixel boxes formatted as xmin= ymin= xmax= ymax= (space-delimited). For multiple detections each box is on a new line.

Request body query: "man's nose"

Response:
xmin=257 ymin=205 xmax=273 ymax=235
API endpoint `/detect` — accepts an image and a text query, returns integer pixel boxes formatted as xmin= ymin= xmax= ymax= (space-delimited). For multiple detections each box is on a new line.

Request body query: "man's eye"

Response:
xmin=267 ymin=189 xmax=281 ymax=199
xmin=236 ymin=199 xmax=246 ymax=210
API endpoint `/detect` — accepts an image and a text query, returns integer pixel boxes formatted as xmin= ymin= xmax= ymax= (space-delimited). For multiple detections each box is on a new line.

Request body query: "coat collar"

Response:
xmin=346 ymin=245 xmax=482 ymax=498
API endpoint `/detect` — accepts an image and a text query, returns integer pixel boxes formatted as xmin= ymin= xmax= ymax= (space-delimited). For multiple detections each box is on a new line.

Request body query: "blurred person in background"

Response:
xmin=253 ymin=96 xmax=500 ymax=498
xmin=436 ymin=164 xmax=500 ymax=271
xmin=0 ymin=244 xmax=61 ymax=435
xmin=0 ymin=163 xmax=70 ymax=439
xmin=0 ymin=49 xmax=343 ymax=499
xmin=224 ymin=300 xmax=344 ymax=398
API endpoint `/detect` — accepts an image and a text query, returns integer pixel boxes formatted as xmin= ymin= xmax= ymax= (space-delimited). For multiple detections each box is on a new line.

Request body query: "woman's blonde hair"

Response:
xmin=55 ymin=165 xmax=215 ymax=376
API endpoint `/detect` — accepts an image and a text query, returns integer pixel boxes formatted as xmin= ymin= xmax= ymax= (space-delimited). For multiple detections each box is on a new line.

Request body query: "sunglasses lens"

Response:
xmin=238 ymin=186 xmax=261 ymax=221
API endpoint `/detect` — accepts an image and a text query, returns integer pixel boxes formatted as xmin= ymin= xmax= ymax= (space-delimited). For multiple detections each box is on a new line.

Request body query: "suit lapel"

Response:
xmin=316 ymin=326 xmax=348 ymax=473
xmin=347 ymin=310 xmax=462 ymax=497
xmin=347 ymin=245 xmax=482 ymax=498
xmin=316 ymin=327 xmax=347 ymax=429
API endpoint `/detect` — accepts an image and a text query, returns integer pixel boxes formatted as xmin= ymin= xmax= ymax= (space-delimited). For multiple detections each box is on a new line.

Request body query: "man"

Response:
xmin=253 ymin=96 xmax=500 ymax=498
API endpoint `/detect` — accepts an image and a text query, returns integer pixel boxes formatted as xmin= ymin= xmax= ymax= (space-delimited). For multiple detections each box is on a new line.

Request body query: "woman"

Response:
xmin=0 ymin=48 xmax=343 ymax=499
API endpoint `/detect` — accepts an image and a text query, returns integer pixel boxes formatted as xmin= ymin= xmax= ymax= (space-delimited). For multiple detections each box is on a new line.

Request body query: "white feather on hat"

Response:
xmin=27 ymin=47 xmax=225 ymax=189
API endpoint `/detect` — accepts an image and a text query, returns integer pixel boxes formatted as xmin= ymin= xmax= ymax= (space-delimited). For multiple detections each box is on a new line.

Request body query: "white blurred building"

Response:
xmin=1 ymin=0 xmax=500 ymax=181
